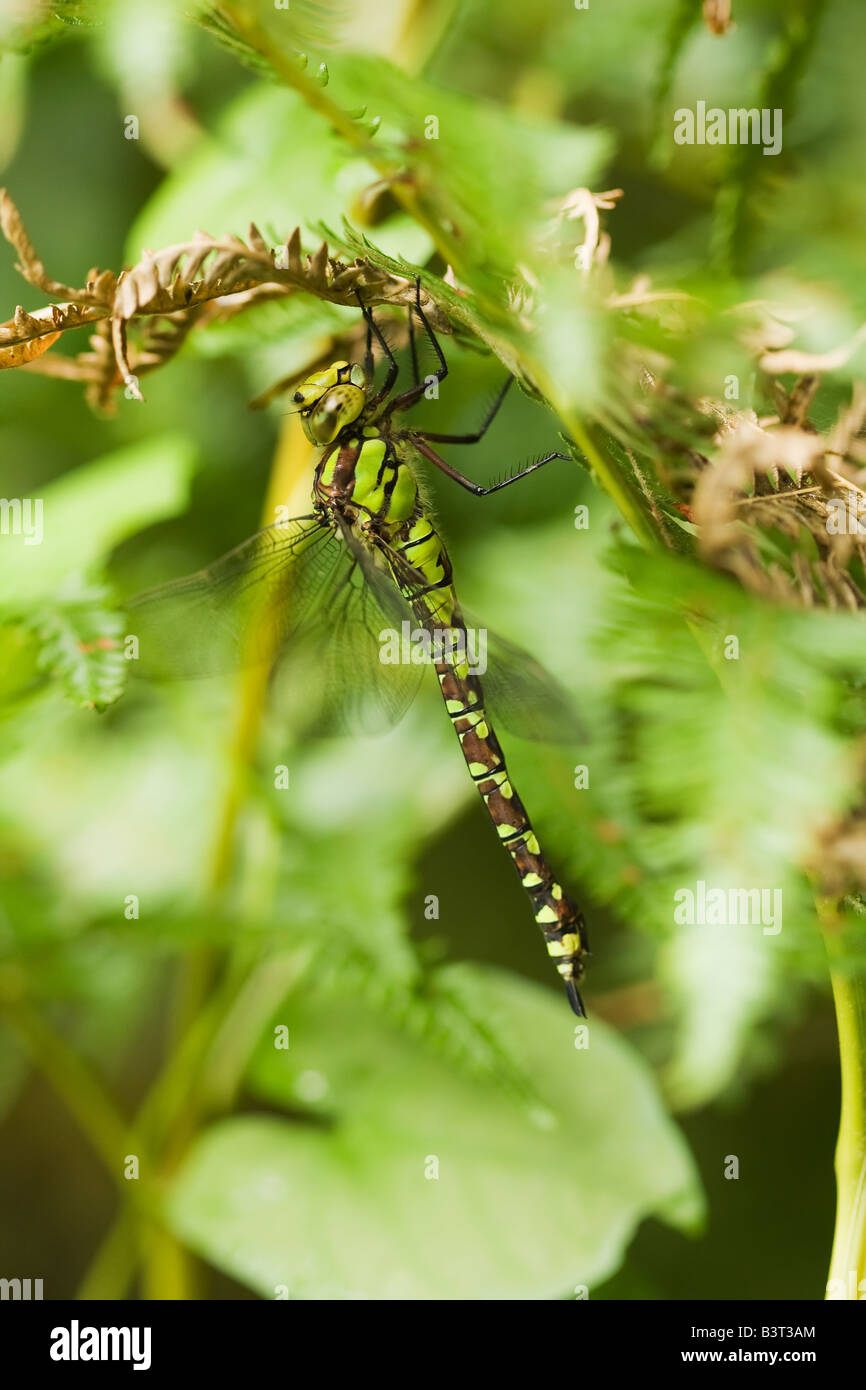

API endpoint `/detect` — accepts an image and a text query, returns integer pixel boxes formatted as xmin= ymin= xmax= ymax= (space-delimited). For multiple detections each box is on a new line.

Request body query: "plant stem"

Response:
xmin=134 ymin=411 xmax=317 ymax=1298
xmin=0 ymin=993 xmax=171 ymax=1300
xmin=76 ymin=1207 xmax=140 ymax=1301
xmin=564 ymin=414 xmax=661 ymax=549
xmin=519 ymin=348 xmax=662 ymax=549
xmin=822 ymin=897 xmax=866 ymax=1299
xmin=220 ymin=3 xmax=467 ymax=275
xmin=0 ymin=994 xmax=147 ymax=1196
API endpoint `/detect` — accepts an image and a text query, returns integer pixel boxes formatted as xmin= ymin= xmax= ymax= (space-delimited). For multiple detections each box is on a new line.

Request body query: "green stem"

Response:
xmin=0 ymin=993 xmax=172 ymax=1300
xmin=132 ymin=413 xmax=317 ymax=1297
xmin=220 ymin=3 xmax=467 ymax=275
xmin=198 ymin=948 xmax=312 ymax=1114
xmin=518 ymin=348 xmax=662 ymax=549
xmin=564 ymin=415 xmax=661 ymax=550
xmin=76 ymin=1208 xmax=140 ymax=1301
xmin=822 ymin=899 xmax=866 ymax=1299
xmin=0 ymin=995 xmax=148 ymax=1196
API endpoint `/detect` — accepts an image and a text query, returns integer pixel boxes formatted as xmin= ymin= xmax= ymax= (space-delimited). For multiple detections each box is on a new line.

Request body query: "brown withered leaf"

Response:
xmin=0 ymin=193 xmax=446 ymax=408
xmin=0 ymin=329 xmax=60 ymax=369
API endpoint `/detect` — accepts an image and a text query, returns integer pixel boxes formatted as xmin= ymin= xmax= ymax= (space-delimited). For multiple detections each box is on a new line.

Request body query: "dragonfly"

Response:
xmin=128 ymin=282 xmax=590 ymax=1015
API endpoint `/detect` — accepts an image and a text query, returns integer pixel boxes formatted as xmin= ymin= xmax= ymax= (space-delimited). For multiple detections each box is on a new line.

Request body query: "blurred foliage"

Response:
xmin=0 ymin=0 xmax=864 ymax=1301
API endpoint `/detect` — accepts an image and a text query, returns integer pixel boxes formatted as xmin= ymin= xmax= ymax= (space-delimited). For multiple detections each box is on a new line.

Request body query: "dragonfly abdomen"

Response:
xmin=434 ymin=658 xmax=589 ymax=1017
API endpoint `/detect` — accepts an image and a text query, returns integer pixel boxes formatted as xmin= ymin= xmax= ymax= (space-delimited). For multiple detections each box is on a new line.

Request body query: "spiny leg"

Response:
xmin=382 ymin=277 xmax=448 ymax=418
xmin=412 ymin=375 xmax=513 ymax=445
xmin=412 ymin=435 xmax=572 ymax=497
xmin=407 ymin=299 xmax=420 ymax=388
xmin=355 ymin=291 xmax=399 ymax=409
xmin=363 ymin=308 xmax=374 ymax=381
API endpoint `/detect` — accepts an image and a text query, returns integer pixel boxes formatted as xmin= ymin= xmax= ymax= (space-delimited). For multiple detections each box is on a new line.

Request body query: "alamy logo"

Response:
xmin=674 ymin=102 xmax=783 ymax=156
xmin=379 ymin=620 xmax=488 ymax=675
xmin=826 ymin=497 xmax=866 ymax=535
xmin=50 ymin=1320 xmax=152 ymax=1372
xmin=674 ymin=880 xmax=782 ymax=935
xmin=0 ymin=497 xmax=43 ymax=545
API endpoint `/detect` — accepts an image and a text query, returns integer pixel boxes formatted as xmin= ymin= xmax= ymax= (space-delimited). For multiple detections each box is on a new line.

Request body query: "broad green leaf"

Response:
xmin=0 ymin=435 xmax=196 ymax=605
xmin=166 ymin=966 xmax=703 ymax=1299
xmin=325 ymin=52 xmax=608 ymax=282
xmin=127 ymin=81 xmax=433 ymax=267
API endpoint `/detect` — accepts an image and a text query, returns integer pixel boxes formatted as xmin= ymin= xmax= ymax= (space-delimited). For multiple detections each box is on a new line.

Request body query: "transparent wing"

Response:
xmin=375 ymin=535 xmax=583 ymax=745
xmin=269 ymin=539 xmax=426 ymax=736
xmin=128 ymin=516 xmax=331 ymax=677
xmin=126 ymin=515 xmax=424 ymax=732
xmin=471 ymin=617 xmax=584 ymax=744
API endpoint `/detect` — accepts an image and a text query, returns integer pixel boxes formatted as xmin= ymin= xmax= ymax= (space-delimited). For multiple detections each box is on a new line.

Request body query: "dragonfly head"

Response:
xmin=293 ymin=361 xmax=367 ymax=445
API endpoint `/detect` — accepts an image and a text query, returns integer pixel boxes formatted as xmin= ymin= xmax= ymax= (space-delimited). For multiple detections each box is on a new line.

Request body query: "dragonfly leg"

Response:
xmin=407 ymin=302 xmax=420 ymax=387
xmin=411 ymin=436 xmax=572 ymax=496
xmin=355 ymin=291 xmax=399 ymax=407
xmin=381 ymin=278 xmax=448 ymax=417
xmin=411 ymin=375 xmax=513 ymax=444
xmin=363 ymin=310 xmax=374 ymax=381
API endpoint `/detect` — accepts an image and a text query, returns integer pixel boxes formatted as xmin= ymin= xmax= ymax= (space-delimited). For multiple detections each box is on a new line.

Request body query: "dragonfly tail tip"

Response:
xmin=565 ymin=978 xmax=587 ymax=1018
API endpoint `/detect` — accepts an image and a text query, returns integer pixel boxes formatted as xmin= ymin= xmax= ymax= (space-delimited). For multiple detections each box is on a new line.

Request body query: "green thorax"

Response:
xmin=314 ymin=430 xmax=458 ymax=624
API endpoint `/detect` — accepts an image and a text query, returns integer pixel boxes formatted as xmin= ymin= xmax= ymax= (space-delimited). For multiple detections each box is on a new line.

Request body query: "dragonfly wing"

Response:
xmin=127 ymin=516 xmax=336 ymax=678
xmin=270 ymin=555 xmax=424 ymax=736
xmin=370 ymin=534 xmax=582 ymax=745
xmin=128 ymin=514 xmax=424 ymax=733
xmin=470 ymin=618 xmax=584 ymax=745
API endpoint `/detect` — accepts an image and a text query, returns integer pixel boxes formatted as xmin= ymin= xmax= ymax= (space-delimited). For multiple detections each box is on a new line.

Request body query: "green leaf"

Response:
xmin=0 ymin=0 xmax=103 ymax=54
xmin=0 ymin=435 xmax=196 ymax=606
xmin=27 ymin=583 xmax=126 ymax=710
xmin=324 ymin=52 xmax=608 ymax=281
xmin=196 ymin=1 xmax=346 ymax=72
xmin=165 ymin=966 xmax=702 ymax=1299
xmin=127 ymin=81 xmax=433 ymax=267
xmin=575 ymin=541 xmax=866 ymax=1100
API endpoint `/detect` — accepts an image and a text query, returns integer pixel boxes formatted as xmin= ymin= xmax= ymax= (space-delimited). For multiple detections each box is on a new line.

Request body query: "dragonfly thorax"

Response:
xmin=293 ymin=360 xmax=368 ymax=445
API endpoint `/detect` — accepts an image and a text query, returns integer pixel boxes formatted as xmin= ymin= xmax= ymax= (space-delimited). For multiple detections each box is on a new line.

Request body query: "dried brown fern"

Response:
xmin=0 ymin=190 xmax=446 ymax=411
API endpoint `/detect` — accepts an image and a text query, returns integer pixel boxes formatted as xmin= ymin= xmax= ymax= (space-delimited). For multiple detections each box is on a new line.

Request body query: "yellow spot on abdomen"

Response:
xmin=547 ymin=931 xmax=581 ymax=957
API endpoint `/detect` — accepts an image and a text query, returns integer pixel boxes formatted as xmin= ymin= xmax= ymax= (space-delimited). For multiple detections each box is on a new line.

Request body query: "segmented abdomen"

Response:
xmin=384 ymin=501 xmax=589 ymax=1014
xmin=433 ymin=656 xmax=588 ymax=1015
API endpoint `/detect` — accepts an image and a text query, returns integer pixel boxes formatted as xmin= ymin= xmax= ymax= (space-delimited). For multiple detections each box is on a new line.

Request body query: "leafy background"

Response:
xmin=0 ymin=0 xmax=863 ymax=1299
